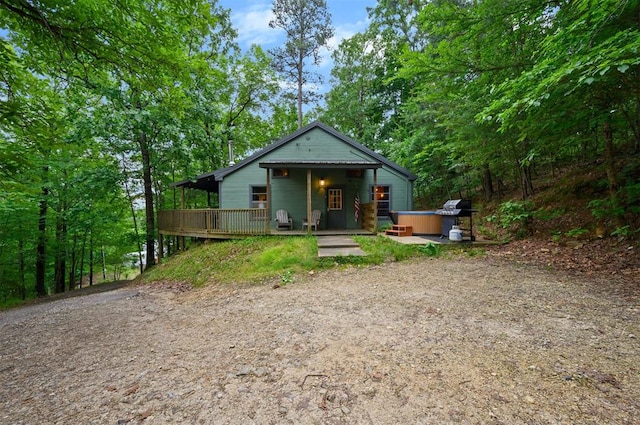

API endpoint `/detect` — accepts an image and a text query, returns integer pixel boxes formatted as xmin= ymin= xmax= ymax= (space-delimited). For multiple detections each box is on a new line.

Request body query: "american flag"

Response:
xmin=354 ymin=193 xmax=360 ymax=222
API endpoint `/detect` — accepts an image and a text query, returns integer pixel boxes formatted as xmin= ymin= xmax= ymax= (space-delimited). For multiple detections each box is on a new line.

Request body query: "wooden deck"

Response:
xmin=158 ymin=209 xmax=375 ymax=239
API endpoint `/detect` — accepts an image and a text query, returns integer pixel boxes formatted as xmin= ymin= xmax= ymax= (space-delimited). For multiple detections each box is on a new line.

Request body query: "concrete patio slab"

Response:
xmin=317 ymin=235 xmax=367 ymax=257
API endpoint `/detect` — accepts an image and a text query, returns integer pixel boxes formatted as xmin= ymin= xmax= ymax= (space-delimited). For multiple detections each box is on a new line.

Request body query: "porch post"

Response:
xmin=373 ymin=168 xmax=378 ymax=232
xmin=181 ymin=187 xmax=185 ymax=209
xmin=266 ymin=168 xmax=271 ymax=234
xmin=306 ymin=169 xmax=312 ymax=234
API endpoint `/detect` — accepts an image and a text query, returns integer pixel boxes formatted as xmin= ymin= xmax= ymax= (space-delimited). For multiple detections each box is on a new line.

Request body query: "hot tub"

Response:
xmin=396 ymin=211 xmax=442 ymax=235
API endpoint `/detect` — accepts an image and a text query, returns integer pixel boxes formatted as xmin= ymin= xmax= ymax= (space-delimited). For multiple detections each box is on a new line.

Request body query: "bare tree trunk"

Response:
xmin=89 ymin=231 xmax=94 ymax=286
xmin=482 ymin=162 xmax=494 ymax=202
xmin=54 ymin=207 xmax=66 ymax=293
xmin=121 ymin=156 xmax=145 ymax=275
xmin=18 ymin=239 xmax=26 ymax=300
xmin=522 ymin=163 xmax=534 ymax=199
xmin=602 ymin=120 xmax=623 ymax=227
xmin=35 ymin=180 xmax=48 ymax=297
xmin=102 ymin=246 xmax=107 ymax=280
xmin=139 ymin=133 xmax=156 ymax=271
xmin=78 ymin=232 xmax=86 ymax=289
xmin=297 ymin=57 xmax=303 ymax=129
xmin=68 ymin=234 xmax=77 ymax=290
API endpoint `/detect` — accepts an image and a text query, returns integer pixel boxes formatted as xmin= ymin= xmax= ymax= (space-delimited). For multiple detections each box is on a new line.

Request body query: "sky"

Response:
xmin=217 ymin=0 xmax=378 ymax=101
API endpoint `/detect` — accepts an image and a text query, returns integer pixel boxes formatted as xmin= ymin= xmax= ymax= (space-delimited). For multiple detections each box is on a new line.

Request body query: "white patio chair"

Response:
xmin=302 ymin=209 xmax=321 ymax=231
xmin=275 ymin=209 xmax=293 ymax=230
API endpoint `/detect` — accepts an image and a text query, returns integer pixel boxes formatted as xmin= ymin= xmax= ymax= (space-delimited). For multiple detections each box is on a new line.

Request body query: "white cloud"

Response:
xmin=318 ymin=18 xmax=369 ymax=70
xmin=230 ymin=2 xmax=282 ymax=47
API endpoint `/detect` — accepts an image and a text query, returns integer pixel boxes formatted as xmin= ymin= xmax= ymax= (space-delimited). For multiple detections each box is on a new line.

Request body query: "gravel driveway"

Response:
xmin=1 ymin=256 xmax=639 ymax=424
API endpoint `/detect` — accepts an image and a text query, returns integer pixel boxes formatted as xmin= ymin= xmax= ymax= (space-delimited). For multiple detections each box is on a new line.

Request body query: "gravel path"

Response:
xmin=1 ymin=256 xmax=639 ymax=424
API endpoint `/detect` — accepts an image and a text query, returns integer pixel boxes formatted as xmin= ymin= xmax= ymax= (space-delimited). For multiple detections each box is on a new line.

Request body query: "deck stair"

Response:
xmin=385 ymin=224 xmax=413 ymax=237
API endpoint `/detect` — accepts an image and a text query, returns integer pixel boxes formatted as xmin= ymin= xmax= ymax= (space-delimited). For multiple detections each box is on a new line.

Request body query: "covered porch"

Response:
xmin=158 ymin=160 xmax=382 ymax=241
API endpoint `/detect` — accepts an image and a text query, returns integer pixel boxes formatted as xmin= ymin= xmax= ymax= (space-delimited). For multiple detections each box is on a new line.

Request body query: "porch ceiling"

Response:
xmin=258 ymin=160 xmax=382 ymax=169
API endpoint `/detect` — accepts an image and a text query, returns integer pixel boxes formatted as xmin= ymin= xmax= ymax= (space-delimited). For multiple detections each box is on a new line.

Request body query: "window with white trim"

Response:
xmin=371 ymin=185 xmax=391 ymax=217
xmin=250 ymin=186 xmax=267 ymax=209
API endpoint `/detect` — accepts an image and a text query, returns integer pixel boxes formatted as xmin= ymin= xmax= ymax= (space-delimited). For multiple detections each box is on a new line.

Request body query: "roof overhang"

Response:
xmin=259 ymin=160 xmax=382 ymax=169
xmin=171 ymin=175 xmax=219 ymax=192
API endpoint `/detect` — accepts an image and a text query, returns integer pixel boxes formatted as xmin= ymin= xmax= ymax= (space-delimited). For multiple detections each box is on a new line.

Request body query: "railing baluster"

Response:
xmin=158 ymin=208 xmax=270 ymax=237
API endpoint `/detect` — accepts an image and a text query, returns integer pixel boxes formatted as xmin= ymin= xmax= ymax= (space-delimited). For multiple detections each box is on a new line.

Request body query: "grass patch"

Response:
xmin=140 ymin=235 xmax=449 ymax=288
xmin=142 ymin=236 xmax=317 ymax=287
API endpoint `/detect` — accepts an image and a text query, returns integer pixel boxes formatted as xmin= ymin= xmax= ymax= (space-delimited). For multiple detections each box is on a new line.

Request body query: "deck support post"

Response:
xmin=306 ymin=169 xmax=312 ymax=234
xmin=373 ymin=168 xmax=378 ymax=232
xmin=266 ymin=168 xmax=271 ymax=234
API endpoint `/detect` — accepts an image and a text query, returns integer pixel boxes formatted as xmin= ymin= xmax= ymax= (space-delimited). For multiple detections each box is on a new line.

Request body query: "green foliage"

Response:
xmin=417 ymin=243 xmax=440 ymax=257
xmin=611 ymin=225 xmax=639 ymax=238
xmin=566 ymin=228 xmax=589 ymax=239
xmin=498 ymin=201 xmax=534 ymax=229
xmin=486 ymin=200 xmax=535 ymax=240
xmin=588 ymin=198 xmax=625 ymax=221
xmin=279 ymin=270 xmax=295 ymax=285
xmin=535 ymin=208 xmax=566 ymax=221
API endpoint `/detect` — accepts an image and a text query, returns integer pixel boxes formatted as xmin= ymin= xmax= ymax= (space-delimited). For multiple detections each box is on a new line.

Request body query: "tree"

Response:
xmin=269 ymin=0 xmax=334 ymax=128
xmin=482 ymin=0 xmax=640 ymax=225
xmin=321 ymin=33 xmax=388 ymax=150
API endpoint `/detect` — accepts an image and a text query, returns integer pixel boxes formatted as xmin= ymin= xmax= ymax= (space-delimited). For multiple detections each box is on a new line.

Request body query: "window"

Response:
xmin=328 ymin=188 xmax=343 ymax=210
xmin=251 ymin=186 xmax=267 ymax=209
xmin=371 ymin=185 xmax=391 ymax=217
xmin=272 ymin=168 xmax=289 ymax=178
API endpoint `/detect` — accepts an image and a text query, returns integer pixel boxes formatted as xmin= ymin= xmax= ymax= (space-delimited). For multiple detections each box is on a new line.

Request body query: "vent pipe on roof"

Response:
xmin=228 ymin=138 xmax=235 ymax=166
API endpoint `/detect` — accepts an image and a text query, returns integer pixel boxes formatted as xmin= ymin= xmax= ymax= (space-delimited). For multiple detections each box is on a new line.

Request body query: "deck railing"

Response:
xmin=158 ymin=209 xmax=269 ymax=237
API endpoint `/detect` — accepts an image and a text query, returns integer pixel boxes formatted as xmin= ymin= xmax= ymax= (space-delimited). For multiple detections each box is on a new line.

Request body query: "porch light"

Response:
xmin=319 ymin=177 xmax=325 ymax=187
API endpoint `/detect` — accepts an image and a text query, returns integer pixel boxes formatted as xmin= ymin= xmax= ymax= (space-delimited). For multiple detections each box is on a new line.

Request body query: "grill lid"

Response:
xmin=442 ymin=199 xmax=471 ymax=210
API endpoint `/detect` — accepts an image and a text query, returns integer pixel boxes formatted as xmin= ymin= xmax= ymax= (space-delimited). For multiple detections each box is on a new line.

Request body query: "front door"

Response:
xmin=326 ymin=186 xmax=346 ymax=229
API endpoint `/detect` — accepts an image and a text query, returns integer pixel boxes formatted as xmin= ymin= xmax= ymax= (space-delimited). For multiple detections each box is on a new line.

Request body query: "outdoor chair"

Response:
xmin=302 ymin=209 xmax=321 ymax=231
xmin=275 ymin=209 xmax=293 ymax=230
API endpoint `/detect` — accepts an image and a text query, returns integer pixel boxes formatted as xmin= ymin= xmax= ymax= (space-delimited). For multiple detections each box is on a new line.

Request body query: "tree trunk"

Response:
xmin=139 ymin=132 xmax=156 ymax=270
xmin=18 ymin=239 xmax=26 ymax=300
xmin=522 ymin=162 xmax=534 ymax=199
xmin=602 ymin=120 xmax=623 ymax=226
xmin=89 ymin=231 xmax=94 ymax=286
xmin=482 ymin=162 xmax=493 ymax=202
xmin=54 ymin=206 xmax=67 ymax=293
xmin=68 ymin=234 xmax=77 ymax=291
xmin=297 ymin=56 xmax=303 ymax=129
xmin=78 ymin=231 xmax=86 ymax=289
xmin=35 ymin=180 xmax=48 ymax=297
xmin=102 ymin=246 xmax=107 ymax=280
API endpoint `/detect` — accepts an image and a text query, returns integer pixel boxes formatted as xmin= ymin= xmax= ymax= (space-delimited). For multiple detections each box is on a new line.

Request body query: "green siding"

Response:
xmin=219 ymin=127 xmax=413 ymax=230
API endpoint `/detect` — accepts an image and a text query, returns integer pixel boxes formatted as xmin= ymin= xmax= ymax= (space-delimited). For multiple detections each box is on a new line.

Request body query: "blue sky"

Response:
xmin=217 ymin=0 xmax=377 ymax=96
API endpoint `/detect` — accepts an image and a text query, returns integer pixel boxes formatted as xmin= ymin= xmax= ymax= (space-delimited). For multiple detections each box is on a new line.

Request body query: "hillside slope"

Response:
xmin=477 ymin=163 xmax=639 ymax=285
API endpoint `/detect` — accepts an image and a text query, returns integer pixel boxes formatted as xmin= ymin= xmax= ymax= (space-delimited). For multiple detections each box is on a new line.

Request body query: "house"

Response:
xmin=158 ymin=121 xmax=416 ymax=239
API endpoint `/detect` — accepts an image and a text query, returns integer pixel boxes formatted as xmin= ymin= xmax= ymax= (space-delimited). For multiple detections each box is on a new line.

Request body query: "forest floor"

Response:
xmin=1 ymin=237 xmax=639 ymax=424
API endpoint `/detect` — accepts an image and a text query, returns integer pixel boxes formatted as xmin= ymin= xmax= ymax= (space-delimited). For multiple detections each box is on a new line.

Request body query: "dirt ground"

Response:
xmin=1 ymin=252 xmax=639 ymax=424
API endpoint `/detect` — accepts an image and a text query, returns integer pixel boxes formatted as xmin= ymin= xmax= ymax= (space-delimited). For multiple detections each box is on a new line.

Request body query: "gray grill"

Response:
xmin=435 ymin=199 xmax=476 ymax=240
